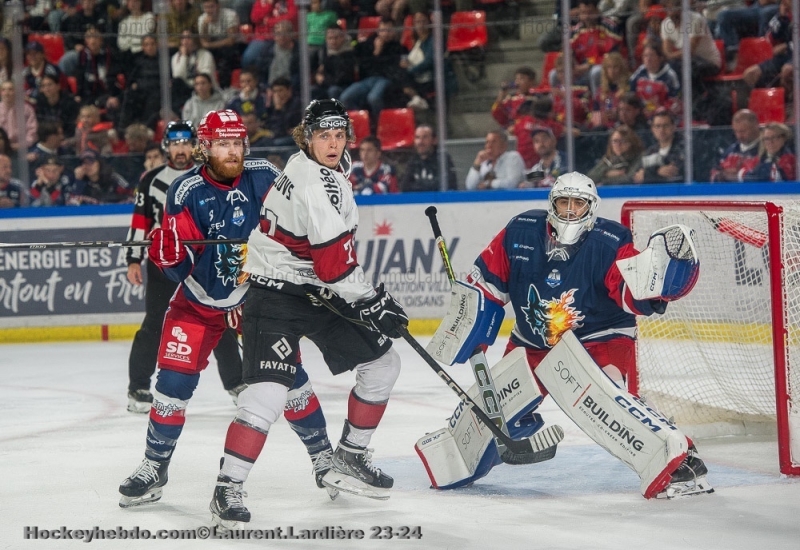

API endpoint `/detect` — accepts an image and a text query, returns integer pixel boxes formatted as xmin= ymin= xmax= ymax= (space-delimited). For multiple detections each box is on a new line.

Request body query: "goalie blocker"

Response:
xmin=415 ymin=348 xmax=564 ymax=489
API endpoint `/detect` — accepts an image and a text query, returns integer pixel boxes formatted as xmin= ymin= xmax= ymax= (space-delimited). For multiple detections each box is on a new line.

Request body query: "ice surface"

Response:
xmin=2 ymin=336 xmax=799 ymax=549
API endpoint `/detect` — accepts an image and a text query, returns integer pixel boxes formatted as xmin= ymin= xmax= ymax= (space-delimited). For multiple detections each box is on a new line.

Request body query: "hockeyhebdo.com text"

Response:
xmin=23 ymin=525 xmax=424 ymax=542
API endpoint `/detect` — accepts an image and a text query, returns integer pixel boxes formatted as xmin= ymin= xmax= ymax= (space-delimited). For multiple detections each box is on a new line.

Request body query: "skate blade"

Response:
xmin=211 ymin=513 xmax=248 ymax=532
xmin=657 ymin=475 xmax=714 ymax=499
xmin=119 ymin=488 xmax=163 ymax=508
xmin=126 ymin=400 xmax=151 ymax=414
xmin=321 ymin=472 xmax=390 ymax=500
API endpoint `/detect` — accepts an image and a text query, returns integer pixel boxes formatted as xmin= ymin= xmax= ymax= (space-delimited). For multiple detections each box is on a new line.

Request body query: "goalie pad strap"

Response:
xmin=534 ymin=331 xmax=688 ymax=498
xmin=426 ymin=280 xmax=505 ymax=365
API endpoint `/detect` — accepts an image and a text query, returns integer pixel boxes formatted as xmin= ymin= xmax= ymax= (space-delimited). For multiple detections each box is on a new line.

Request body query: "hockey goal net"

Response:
xmin=621 ymin=200 xmax=800 ymax=476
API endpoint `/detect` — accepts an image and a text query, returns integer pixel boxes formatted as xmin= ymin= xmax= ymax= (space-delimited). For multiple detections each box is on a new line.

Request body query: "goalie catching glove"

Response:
xmin=351 ymin=283 xmax=408 ymax=338
xmin=147 ymin=218 xmax=187 ymax=268
xmin=616 ymin=224 xmax=699 ymax=301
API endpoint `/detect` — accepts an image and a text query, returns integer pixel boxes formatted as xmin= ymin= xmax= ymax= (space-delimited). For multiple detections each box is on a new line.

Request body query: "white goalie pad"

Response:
xmin=535 ymin=331 xmax=689 ymax=498
xmin=426 ymin=280 xmax=504 ymax=365
xmin=415 ymin=348 xmax=543 ymax=489
xmin=616 ymin=224 xmax=700 ymax=301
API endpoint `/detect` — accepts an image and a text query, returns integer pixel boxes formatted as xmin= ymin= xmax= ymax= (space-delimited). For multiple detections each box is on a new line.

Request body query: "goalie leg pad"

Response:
xmin=426 ymin=280 xmax=505 ymax=365
xmin=415 ymin=348 xmax=548 ymax=489
xmin=535 ymin=331 xmax=689 ymax=498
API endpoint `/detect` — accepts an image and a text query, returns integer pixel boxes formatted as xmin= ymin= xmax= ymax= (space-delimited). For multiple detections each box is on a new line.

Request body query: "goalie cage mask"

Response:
xmin=547 ymin=172 xmax=601 ymax=245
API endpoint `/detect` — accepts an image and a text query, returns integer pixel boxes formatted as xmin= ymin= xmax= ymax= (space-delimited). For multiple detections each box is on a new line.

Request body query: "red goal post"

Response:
xmin=621 ymin=200 xmax=799 ymax=476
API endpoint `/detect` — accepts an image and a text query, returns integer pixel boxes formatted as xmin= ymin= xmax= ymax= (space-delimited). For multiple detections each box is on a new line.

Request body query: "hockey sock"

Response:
xmin=343 ymin=390 xmax=388 ymax=448
xmin=145 ymin=370 xmax=199 ymax=461
xmin=284 ymin=368 xmax=330 ymax=456
xmin=221 ymin=382 xmax=286 ymax=481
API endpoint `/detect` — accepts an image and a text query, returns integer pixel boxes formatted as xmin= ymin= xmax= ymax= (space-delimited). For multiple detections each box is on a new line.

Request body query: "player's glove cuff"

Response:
xmin=147 ymin=218 xmax=187 ymax=268
xmin=351 ymin=283 xmax=408 ymax=339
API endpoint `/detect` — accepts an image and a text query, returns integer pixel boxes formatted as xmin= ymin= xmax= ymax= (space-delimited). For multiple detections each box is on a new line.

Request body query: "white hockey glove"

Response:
xmin=616 ymin=224 xmax=699 ymax=301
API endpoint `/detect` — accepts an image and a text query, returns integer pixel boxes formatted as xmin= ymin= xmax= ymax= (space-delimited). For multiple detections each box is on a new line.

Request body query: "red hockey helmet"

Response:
xmin=197 ymin=109 xmax=250 ymax=155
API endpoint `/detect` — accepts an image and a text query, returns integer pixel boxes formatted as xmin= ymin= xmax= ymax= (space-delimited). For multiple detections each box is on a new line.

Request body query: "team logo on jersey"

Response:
xmin=226 ymin=188 xmax=249 ymax=205
xmin=215 ymin=242 xmax=247 ymax=286
xmin=546 ymin=269 xmax=561 ymax=288
xmin=521 ymin=284 xmax=585 ymax=348
xmin=232 ymin=206 xmax=245 ymax=226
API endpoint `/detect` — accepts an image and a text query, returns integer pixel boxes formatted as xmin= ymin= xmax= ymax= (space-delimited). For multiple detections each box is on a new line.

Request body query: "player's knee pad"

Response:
xmin=353 ymin=347 xmax=401 ymax=403
xmin=235 ymin=381 xmax=288 ymax=433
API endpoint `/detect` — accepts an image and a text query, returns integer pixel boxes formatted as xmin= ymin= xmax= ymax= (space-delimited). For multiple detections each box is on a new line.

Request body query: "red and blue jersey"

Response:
xmin=469 ymin=210 xmax=661 ymax=351
xmin=161 ymin=158 xmax=280 ymax=310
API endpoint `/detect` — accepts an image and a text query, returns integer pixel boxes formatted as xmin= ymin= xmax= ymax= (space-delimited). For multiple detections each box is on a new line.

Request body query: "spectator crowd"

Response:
xmin=0 ymin=0 xmax=795 ymax=208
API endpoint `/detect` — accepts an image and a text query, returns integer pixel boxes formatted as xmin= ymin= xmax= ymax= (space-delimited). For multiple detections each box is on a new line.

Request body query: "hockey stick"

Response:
xmin=425 ymin=206 xmax=513 ymax=452
xmin=0 ymin=238 xmax=248 ymax=250
xmin=304 ymin=289 xmax=561 ymax=465
xmin=397 ymin=325 xmax=562 ymax=465
xmin=699 ymin=212 xmax=767 ymax=248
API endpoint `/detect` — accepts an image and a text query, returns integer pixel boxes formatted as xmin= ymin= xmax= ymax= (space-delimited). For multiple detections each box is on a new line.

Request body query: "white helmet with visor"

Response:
xmin=546 ymin=172 xmax=600 ymax=245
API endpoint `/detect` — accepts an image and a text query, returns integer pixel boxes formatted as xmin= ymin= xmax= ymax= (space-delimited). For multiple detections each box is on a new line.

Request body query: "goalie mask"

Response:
xmin=302 ymin=99 xmax=355 ymax=143
xmin=195 ymin=109 xmax=250 ymax=162
xmin=547 ymin=172 xmax=600 ymax=245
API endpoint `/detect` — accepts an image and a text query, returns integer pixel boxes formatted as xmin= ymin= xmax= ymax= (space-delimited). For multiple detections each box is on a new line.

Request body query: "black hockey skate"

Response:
xmin=209 ymin=475 xmax=250 ymax=530
xmin=127 ymin=389 xmax=153 ymax=414
xmin=119 ymin=458 xmax=169 ymax=508
xmin=659 ymin=446 xmax=714 ymax=499
xmin=321 ymin=441 xmax=393 ymax=500
xmin=311 ymin=447 xmax=339 ymax=500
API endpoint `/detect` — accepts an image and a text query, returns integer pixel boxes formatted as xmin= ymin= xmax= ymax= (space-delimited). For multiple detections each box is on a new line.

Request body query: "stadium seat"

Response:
xmin=377 ymin=108 xmax=415 ymax=150
xmin=400 ymin=15 xmax=414 ymax=51
xmin=337 ymin=18 xmax=347 ymax=30
xmin=230 ymin=69 xmax=241 ymax=89
xmin=65 ymin=76 xmax=77 ymax=95
xmin=347 ymin=110 xmax=370 ymax=148
xmin=357 ymin=16 xmax=382 ymax=42
xmin=154 ymin=119 xmax=167 ymax=144
xmin=712 ymin=37 xmax=773 ymax=82
xmin=531 ymin=52 xmax=559 ymax=93
xmin=28 ymin=33 xmax=65 ymax=65
xmin=446 ymin=11 xmax=488 ymax=53
xmin=749 ymin=87 xmax=785 ymax=124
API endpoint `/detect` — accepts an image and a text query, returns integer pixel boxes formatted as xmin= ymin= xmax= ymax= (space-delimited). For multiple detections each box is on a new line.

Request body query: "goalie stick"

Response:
xmin=0 ymin=238 xmax=247 ymax=250
xmin=425 ymin=206 xmax=562 ymax=465
xmin=305 ymin=288 xmax=560 ymax=465
xmin=700 ymin=211 xmax=767 ymax=248
xmin=425 ymin=206 xmax=512 ymax=451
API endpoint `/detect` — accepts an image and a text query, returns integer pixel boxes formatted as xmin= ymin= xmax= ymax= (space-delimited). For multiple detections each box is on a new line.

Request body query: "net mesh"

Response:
xmin=628 ymin=203 xmax=800 ymax=437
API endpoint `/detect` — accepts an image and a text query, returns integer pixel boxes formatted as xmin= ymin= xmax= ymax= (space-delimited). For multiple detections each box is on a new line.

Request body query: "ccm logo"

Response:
xmin=166 ymin=342 xmax=192 ymax=355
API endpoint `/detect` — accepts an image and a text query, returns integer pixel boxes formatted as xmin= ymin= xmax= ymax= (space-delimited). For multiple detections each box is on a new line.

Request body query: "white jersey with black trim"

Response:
xmin=244 ymin=150 xmax=375 ymax=303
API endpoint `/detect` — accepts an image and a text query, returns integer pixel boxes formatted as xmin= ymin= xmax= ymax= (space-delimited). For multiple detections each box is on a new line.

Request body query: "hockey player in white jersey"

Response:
xmin=209 ymin=99 xmax=409 ymax=528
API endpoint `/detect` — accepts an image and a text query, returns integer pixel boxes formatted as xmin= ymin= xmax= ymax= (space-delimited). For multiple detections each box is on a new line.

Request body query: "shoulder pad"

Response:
xmin=592 ymin=218 xmax=628 ymax=244
xmin=172 ymin=174 xmax=204 ymax=206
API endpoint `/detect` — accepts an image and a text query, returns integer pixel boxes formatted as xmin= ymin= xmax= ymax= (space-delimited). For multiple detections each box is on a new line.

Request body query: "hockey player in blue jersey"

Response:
xmin=418 ymin=172 xmax=711 ymax=499
xmin=119 ymin=109 xmax=336 ymax=508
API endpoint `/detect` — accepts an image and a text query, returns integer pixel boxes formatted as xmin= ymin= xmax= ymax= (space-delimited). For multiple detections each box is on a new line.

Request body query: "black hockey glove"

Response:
xmin=351 ymin=284 xmax=408 ymax=338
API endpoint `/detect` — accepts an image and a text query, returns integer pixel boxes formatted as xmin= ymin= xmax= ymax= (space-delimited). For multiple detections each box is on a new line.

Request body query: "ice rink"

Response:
xmin=2 ymin=335 xmax=799 ymax=550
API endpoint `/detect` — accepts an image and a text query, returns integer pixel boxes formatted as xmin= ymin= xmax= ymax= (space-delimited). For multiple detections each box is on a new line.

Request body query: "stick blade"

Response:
xmin=499 ymin=425 xmax=564 ymax=465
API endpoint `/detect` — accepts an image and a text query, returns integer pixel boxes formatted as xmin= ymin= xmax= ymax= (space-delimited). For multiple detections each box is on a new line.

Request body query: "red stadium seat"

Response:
xmin=712 ymin=37 xmax=773 ymax=82
xmin=154 ymin=119 xmax=167 ymax=144
xmin=347 ymin=110 xmax=370 ymax=148
xmin=28 ymin=33 xmax=65 ymax=65
xmin=400 ymin=15 xmax=414 ymax=52
xmin=337 ymin=18 xmax=347 ymax=30
xmin=230 ymin=69 xmax=241 ymax=89
xmin=532 ymin=51 xmax=560 ymax=93
xmin=446 ymin=11 xmax=488 ymax=53
xmin=357 ymin=16 xmax=382 ymax=42
xmin=749 ymin=87 xmax=785 ymax=124
xmin=66 ymin=76 xmax=77 ymax=95
xmin=239 ymin=24 xmax=253 ymax=44
xmin=377 ymin=108 xmax=415 ymax=150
